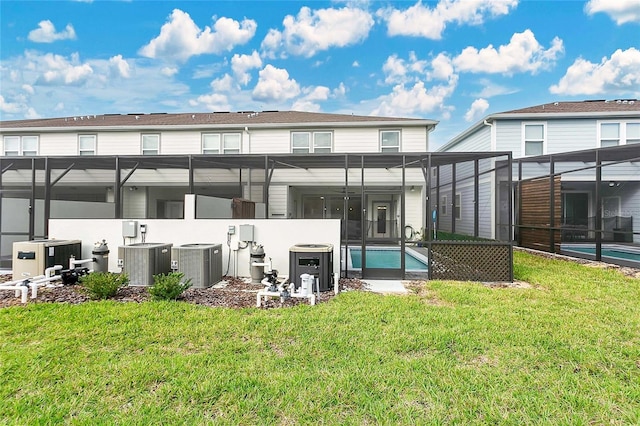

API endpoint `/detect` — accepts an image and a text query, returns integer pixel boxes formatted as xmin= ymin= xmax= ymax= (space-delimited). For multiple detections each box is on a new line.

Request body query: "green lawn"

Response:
xmin=1 ymin=251 xmax=639 ymax=424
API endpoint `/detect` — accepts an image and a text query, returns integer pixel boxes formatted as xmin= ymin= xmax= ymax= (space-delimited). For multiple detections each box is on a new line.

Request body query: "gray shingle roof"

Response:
xmin=0 ymin=110 xmax=437 ymax=130
xmin=502 ymin=99 xmax=639 ymax=114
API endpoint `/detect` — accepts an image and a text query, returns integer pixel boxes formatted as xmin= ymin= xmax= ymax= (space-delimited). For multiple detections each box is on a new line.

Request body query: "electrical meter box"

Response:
xmin=239 ymin=224 xmax=254 ymax=242
xmin=122 ymin=220 xmax=138 ymax=238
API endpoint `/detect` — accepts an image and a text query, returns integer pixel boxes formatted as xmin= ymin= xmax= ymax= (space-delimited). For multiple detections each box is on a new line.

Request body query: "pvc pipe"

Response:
xmin=0 ymin=279 xmax=31 ymax=303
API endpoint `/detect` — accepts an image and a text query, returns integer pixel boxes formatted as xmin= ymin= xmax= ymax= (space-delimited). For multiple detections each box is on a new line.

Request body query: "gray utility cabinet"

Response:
xmin=171 ymin=243 xmax=223 ymax=288
xmin=289 ymin=244 xmax=334 ymax=292
xmin=118 ymin=243 xmax=172 ymax=286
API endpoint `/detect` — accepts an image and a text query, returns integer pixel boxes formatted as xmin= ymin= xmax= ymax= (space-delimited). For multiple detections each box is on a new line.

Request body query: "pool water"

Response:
xmin=350 ymin=248 xmax=428 ymax=270
xmin=564 ymin=246 xmax=640 ymax=262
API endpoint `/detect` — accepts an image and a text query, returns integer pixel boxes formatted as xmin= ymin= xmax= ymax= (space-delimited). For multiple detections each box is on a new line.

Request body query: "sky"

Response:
xmin=0 ymin=0 xmax=639 ymax=148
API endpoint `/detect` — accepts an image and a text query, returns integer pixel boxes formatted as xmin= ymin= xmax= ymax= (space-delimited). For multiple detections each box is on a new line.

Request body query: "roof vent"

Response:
xmin=630 ymin=101 xmax=635 ymax=105
xmin=617 ymin=100 xmax=622 ymax=104
xmin=553 ymin=102 xmax=559 ymax=106
xmin=135 ymin=115 xmax=139 ymax=120
xmin=73 ymin=117 xmax=77 ymax=121
xmin=192 ymin=114 xmax=195 ymax=119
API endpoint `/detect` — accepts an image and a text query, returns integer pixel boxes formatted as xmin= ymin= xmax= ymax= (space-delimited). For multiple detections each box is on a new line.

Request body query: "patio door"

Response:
xmin=362 ymin=193 xmax=402 ymax=279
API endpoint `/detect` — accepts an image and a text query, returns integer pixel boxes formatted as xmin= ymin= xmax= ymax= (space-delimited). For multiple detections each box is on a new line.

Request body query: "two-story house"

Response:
xmin=438 ymin=99 xmax=640 ymax=264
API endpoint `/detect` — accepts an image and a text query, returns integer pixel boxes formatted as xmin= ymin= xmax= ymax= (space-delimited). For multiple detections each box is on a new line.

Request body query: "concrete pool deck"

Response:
xmin=362 ymin=279 xmax=409 ymax=294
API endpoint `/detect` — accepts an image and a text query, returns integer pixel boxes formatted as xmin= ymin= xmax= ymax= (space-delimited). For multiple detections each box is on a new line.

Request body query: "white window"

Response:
xmin=626 ymin=123 xmax=640 ymax=144
xmin=223 ymin=133 xmax=241 ymax=154
xmin=142 ymin=134 xmax=159 ymax=155
xmin=523 ymin=123 xmax=545 ymax=156
xmin=78 ymin=135 xmax=96 ymax=156
xmin=599 ymin=123 xmax=619 ymax=147
xmin=454 ymin=193 xmax=461 ymax=220
xmin=291 ymin=131 xmax=333 ymax=153
xmin=202 ymin=134 xmax=221 ymax=154
xmin=440 ymin=195 xmax=448 ymax=216
xmin=380 ymin=130 xmax=400 ymax=152
xmin=202 ymin=133 xmax=241 ymax=154
xmin=3 ymin=135 xmax=38 ymax=156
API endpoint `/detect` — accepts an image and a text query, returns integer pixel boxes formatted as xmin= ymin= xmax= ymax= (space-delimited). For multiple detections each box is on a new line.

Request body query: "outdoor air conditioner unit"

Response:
xmin=13 ymin=239 xmax=82 ymax=278
xmin=171 ymin=243 xmax=223 ymax=288
xmin=118 ymin=243 xmax=172 ymax=286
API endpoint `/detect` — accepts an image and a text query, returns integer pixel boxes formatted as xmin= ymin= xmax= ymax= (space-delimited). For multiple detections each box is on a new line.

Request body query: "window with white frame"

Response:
xmin=3 ymin=135 xmax=38 ymax=156
xmin=599 ymin=123 xmax=620 ymax=147
xmin=202 ymin=133 xmax=241 ymax=154
xmin=454 ymin=193 xmax=461 ymax=220
xmin=440 ymin=195 xmax=448 ymax=216
xmin=142 ymin=134 xmax=159 ymax=155
xmin=291 ymin=131 xmax=333 ymax=153
xmin=78 ymin=135 xmax=96 ymax=155
xmin=626 ymin=123 xmax=640 ymax=144
xmin=223 ymin=133 xmax=241 ymax=154
xmin=523 ymin=123 xmax=545 ymax=156
xmin=380 ymin=130 xmax=400 ymax=152
xmin=202 ymin=134 xmax=221 ymax=154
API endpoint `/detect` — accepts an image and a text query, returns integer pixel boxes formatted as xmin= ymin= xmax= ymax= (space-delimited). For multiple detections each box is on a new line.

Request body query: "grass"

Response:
xmin=1 ymin=251 xmax=639 ymax=424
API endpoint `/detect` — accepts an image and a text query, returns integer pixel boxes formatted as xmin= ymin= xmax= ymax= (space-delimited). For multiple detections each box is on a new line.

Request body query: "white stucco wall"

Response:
xmin=48 ymin=195 xmax=341 ymax=279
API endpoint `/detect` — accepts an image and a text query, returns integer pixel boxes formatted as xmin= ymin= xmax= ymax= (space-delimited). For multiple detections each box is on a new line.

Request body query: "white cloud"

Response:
xmin=30 ymin=51 xmax=93 ymax=85
xmin=333 ymin=82 xmax=347 ymax=97
xmin=464 ymin=98 xmax=489 ymax=122
xmin=352 ymin=61 xmax=360 ymax=67
xmin=161 ymin=67 xmax=178 ymax=77
xmin=210 ymin=74 xmax=237 ymax=92
xmin=453 ymin=30 xmax=564 ymax=75
xmin=260 ymin=6 xmax=374 ymax=58
xmin=252 ymin=65 xmax=300 ymax=102
xmin=109 ymin=55 xmax=130 ymax=78
xmin=292 ymin=86 xmax=330 ymax=112
xmin=382 ymin=55 xmax=408 ymax=84
xmin=22 ymin=84 xmax=35 ymax=95
xmin=231 ymin=51 xmax=262 ymax=85
xmin=371 ymin=76 xmax=458 ymax=117
xmin=585 ymin=0 xmax=640 ymax=25
xmin=25 ymin=108 xmax=41 ymax=119
xmin=550 ymin=48 xmax=640 ymax=96
xmin=0 ymin=95 xmax=22 ymax=113
xmin=139 ymin=9 xmax=257 ymax=62
xmin=378 ymin=0 xmax=518 ymax=39
xmin=28 ymin=20 xmax=76 ymax=43
xmin=429 ymin=53 xmax=454 ymax=80
xmin=190 ymin=93 xmax=231 ymax=111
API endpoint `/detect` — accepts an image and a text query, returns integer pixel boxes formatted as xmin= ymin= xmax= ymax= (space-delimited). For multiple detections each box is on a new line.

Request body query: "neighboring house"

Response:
xmin=438 ymin=99 xmax=640 ymax=247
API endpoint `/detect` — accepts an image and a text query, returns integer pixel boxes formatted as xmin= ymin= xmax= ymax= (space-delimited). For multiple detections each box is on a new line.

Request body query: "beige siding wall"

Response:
xmin=39 ymin=133 xmax=77 ymax=156
xmin=98 ymin=132 xmax=142 ymax=155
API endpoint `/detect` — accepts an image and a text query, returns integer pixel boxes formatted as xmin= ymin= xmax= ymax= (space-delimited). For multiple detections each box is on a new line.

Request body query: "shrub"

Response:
xmin=81 ymin=272 xmax=128 ymax=300
xmin=149 ymin=272 xmax=192 ymax=301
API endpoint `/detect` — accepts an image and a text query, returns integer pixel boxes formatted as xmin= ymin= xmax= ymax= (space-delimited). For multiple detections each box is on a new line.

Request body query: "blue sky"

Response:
xmin=1 ymin=0 xmax=639 ymax=148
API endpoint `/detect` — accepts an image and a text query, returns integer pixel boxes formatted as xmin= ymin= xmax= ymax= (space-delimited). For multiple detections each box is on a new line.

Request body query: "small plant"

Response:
xmin=149 ymin=272 xmax=192 ymax=301
xmin=81 ymin=272 xmax=128 ymax=300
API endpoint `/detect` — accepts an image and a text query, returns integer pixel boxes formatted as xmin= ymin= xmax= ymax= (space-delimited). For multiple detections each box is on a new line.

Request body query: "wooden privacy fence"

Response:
xmin=518 ymin=176 xmax=561 ymax=252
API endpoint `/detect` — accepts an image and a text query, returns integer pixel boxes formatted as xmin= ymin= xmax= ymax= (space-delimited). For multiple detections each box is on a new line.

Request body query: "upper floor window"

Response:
xmin=142 ymin=134 xmax=160 ymax=155
xmin=440 ymin=195 xmax=448 ymax=216
xmin=202 ymin=133 xmax=241 ymax=154
xmin=380 ymin=130 xmax=400 ymax=152
xmin=291 ymin=131 xmax=333 ymax=153
xmin=599 ymin=123 xmax=619 ymax=147
xmin=626 ymin=123 xmax=640 ymax=144
xmin=78 ymin=135 xmax=96 ymax=156
xmin=3 ymin=135 xmax=38 ymax=156
xmin=523 ymin=123 xmax=545 ymax=156
xmin=454 ymin=193 xmax=461 ymax=220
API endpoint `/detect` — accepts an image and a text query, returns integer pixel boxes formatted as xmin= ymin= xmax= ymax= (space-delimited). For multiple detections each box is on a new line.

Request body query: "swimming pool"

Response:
xmin=348 ymin=247 xmax=428 ymax=271
xmin=560 ymin=244 xmax=640 ymax=268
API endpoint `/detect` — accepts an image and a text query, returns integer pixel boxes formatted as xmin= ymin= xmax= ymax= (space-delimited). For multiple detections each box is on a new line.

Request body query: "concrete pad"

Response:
xmin=362 ymin=280 xmax=408 ymax=294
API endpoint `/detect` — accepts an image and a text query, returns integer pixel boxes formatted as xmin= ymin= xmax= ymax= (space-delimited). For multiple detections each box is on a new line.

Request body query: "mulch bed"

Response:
xmin=0 ymin=275 xmax=367 ymax=309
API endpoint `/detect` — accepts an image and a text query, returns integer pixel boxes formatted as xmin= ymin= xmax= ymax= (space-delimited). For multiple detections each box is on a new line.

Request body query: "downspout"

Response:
xmin=245 ymin=126 xmax=251 ymax=200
